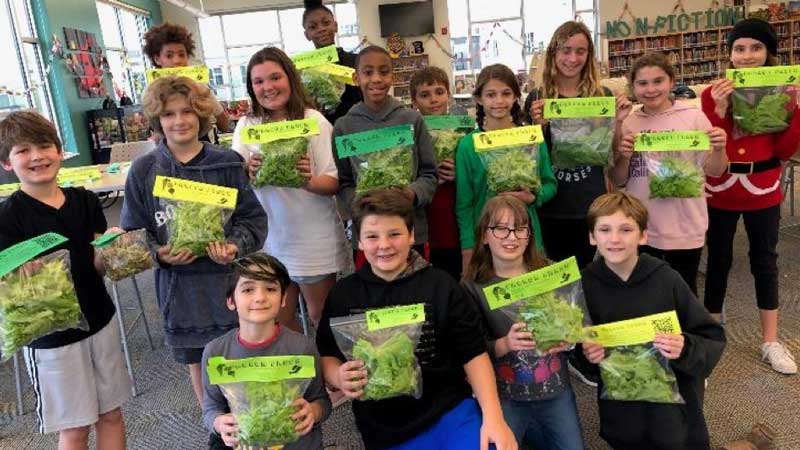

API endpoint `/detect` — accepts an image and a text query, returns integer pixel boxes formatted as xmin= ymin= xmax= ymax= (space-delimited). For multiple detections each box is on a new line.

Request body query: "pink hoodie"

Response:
xmin=622 ymin=101 xmax=712 ymax=250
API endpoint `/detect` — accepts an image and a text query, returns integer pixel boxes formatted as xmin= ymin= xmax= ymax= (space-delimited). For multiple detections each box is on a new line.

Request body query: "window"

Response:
xmin=199 ymin=1 xmax=359 ymax=101
xmin=96 ymin=1 xmax=150 ymax=103
xmin=0 ymin=0 xmax=58 ymax=125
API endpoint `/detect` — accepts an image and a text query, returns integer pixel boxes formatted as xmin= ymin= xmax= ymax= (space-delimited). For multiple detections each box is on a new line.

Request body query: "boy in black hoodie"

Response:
xmin=315 ymin=189 xmax=516 ymax=450
xmin=580 ymin=192 xmax=725 ymax=450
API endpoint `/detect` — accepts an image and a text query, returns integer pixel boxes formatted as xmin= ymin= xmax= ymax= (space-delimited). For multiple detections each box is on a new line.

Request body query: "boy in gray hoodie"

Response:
xmin=333 ymin=46 xmax=438 ymax=251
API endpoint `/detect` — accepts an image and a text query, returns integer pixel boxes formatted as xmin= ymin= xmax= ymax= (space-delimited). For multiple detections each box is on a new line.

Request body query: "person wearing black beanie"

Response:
xmin=727 ymin=18 xmax=778 ymax=58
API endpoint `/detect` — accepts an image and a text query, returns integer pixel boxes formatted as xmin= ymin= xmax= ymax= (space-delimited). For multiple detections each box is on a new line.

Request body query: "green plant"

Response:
xmin=732 ymin=91 xmax=792 ymax=135
xmin=518 ymin=291 xmax=584 ymax=352
xmin=356 ymin=148 xmax=413 ymax=194
xmin=648 ymin=156 xmax=703 ymax=199
xmin=353 ymin=332 xmax=418 ymax=400
xmin=552 ymin=126 xmax=613 ymax=169
xmin=253 ymin=137 xmax=308 ymax=188
xmin=600 ymin=344 xmax=680 ymax=403
xmin=168 ymin=201 xmax=226 ymax=256
xmin=235 ymin=381 xmax=300 ymax=446
xmin=430 ymin=129 xmax=463 ymax=163
xmin=485 ymin=147 xmax=541 ymax=194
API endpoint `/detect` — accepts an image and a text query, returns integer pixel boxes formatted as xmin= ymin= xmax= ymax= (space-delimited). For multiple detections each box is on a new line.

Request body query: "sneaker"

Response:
xmin=208 ymin=432 xmax=232 ymax=450
xmin=761 ymin=342 xmax=798 ymax=374
xmin=567 ymin=352 xmax=598 ymax=387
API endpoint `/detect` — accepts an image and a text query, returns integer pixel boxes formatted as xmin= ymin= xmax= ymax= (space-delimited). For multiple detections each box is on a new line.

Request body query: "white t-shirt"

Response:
xmin=233 ymin=109 xmax=347 ymax=277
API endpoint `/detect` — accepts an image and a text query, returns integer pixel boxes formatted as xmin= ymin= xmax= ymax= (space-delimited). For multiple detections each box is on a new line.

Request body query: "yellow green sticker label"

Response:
xmin=335 ymin=124 xmax=414 ymax=158
xmin=90 ymin=231 xmax=124 ymax=248
xmin=634 ymin=131 xmax=710 ymax=152
xmin=146 ymin=66 xmax=210 ymax=84
xmin=0 ymin=233 xmax=68 ymax=277
xmin=152 ymin=176 xmax=238 ymax=209
xmin=291 ymin=45 xmax=339 ymax=70
xmin=543 ymin=97 xmax=616 ymax=119
xmin=0 ymin=183 xmax=20 ymax=196
xmin=366 ymin=303 xmax=426 ymax=331
xmin=726 ymin=65 xmax=800 ymax=87
xmin=484 ymin=257 xmax=581 ymax=310
xmin=57 ymin=166 xmax=102 ymax=186
xmin=306 ymin=63 xmax=356 ymax=85
xmin=423 ymin=115 xmax=474 ymax=130
xmin=473 ymin=125 xmax=544 ymax=152
xmin=583 ymin=311 xmax=682 ymax=347
xmin=207 ymin=355 xmax=315 ymax=385
xmin=240 ymin=118 xmax=320 ymax=145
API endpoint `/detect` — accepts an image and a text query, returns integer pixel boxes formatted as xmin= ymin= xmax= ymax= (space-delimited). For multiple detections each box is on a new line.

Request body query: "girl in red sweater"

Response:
xmin=702 ymin=18 xmax=800 ymax=374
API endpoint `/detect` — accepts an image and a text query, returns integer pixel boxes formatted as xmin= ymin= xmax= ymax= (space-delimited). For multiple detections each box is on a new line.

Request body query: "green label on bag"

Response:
xmin=335 ymin=124 xmax=414 ymax=158
xmin=484 ymin=257 xmax=581 ymax=310
xmin=366 ymin=303 xmax=426 ymax=331
xmin=423 ymin=115 xmax=474 ymax=130
xmin=207 ymin=355 xmax=315 ymax=385
xmin=152 ymin=176 xmax=238 ymax=209
xmin=91 ymin=232 xmax=124 ymax=248
xmin=584 ymin=311 xmax=682 ymax=347
xmin=473 ymin=125 xmax=544 ymax=152
xmin=57 ymin=166 xmax=102 ymax=186
xmin=634 ymin=131 xmax=710 ymax=152
xmin=146 ymin=66 xmax=210 ymax=84
xmin=543 ymin=97 xmax=616 ymax=119
xmin=0 ymin=233 xmax=68 ymax=277
xmin=240 ymin=118 xmax=320 ymax=144
xmin=306 ymin=63 xmax=356 ymax=85
xmin=0 ymin=183 xmax=20 ymax=196
xmin=291 ymin=45 xmax=339 ymax=70
xmin=726 ymin=65 xmax=800 ymax=87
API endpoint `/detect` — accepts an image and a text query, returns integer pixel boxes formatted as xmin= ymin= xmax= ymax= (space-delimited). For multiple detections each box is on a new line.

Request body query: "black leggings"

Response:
xmin=640 ymin=246 xmax=703 ymax=295
xmin=540 ymin=217 xmax=597 ymax=269
xmin=703 ymin=205 xmax=780 ymax=313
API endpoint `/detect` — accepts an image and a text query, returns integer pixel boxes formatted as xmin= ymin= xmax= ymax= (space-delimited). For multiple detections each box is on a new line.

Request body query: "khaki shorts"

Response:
xmin=23 ymin=314 xmax=132 ymax=434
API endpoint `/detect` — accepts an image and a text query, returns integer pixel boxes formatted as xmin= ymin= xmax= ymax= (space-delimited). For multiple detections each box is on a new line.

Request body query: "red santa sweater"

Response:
xmin=701 ymin=86 xmax=800 ymax=211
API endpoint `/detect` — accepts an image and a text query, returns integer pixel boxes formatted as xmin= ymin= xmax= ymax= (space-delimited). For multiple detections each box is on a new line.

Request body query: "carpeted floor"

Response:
xmin=2 ymin=199 xmax=800 ymax=450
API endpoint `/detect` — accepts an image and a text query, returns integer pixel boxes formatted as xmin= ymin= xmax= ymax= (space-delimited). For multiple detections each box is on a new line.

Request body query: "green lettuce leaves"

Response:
xmin=552 ymin=126 xmax=613 ymax=169
xmin=303 ymin=71 xmax=344 ymax=113
xmin=235 ymin=380 xmax=301 ymax=446
xmin=356 ymin=148 xmax=413 ymax=194
xmin=484 ymin=147 xmax=541 ymax=194
xmin=648 ymin=156 xmax=704 ymax=199
xmin=167 ymin=200 xmax=226 ymax=256
xmin=600 ymin=344 xmax=681 ymax=403
xmin=518 ymin=291 xmax=585 ymax=352
xmin=732 ymin=91 xmax=792 ymax=135
xmin=99 ymin=232 xmax=152 ymax=281
xmin=353 ymin=332 xmax=419 ymax=401
xmin=0 ymin=256 xmax=83 ymax=359
xmin=430 ymin=129 xmax=463 ymax=163
xmin=253 ymin=137 xmax=309 ymax=189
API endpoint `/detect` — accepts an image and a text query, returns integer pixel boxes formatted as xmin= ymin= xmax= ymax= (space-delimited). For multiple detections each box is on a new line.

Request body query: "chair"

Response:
xmin=109 ymin=140 xmax=155 ymax=164
xmin=110 ymin=273 xmax=155 ymax=397
xmin=781 ymin=156 xmax=800 ymax=217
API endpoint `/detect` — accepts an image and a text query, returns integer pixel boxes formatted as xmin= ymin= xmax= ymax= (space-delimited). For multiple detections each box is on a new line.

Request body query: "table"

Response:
xmin=0 ymin=162 xmax=131 ymax=200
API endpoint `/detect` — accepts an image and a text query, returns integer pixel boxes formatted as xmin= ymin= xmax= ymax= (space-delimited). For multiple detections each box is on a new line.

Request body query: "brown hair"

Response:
xmin=628 ymin=52 xmax=676 ymax=85
xmin=410 ymin=66 xmax=450 ymax=99
xmin=542 ymin=21 xmax=604 ymax=99
xmin=246 ymin=47 xmax=312 ymax=121
xmin=0 ymin=111 xmax=62 ymax=163
xmin=473 ymin=64 xmax=523 ymax=128
xmin=143 ymin=23 xmax=196 ymax=68
xmin=226 ymin=252 xmax=291 ymax=300
xmin=464 ymin=196 xmax=548 ymax=284
xmin=587 ymin=191 xmax=649 ymax=232
xmin=142 ymin=76 xmax=221 ymax=137
xmin=351 ymin=189 xmax=414 ymax=240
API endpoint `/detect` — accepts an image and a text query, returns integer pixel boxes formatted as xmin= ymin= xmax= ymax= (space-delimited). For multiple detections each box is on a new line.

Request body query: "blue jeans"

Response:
xmin=386 ymin=398 xmax=496 ymax=450
xmin=501 ymin=389 xmax=585 ymax=450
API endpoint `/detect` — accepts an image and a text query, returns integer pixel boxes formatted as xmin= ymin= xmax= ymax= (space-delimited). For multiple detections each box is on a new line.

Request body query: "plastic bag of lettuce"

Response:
xmin=207 ymin=355 xmax=316 ymax=448
xmin=544 ymin=97 xmax=616 ymax=169
xmin=241 ymin=118 xmax=319 ymax=189
xmin=634 ymin=131 xmax=709 ymax=199
xmin=423 ymin=115 xmax=474 ymax=163
xmin=0 ymin=233 xmax=88 ymax=361
xmin=726 ymin=66 xmax=800 ymax=138
xmin=330 ymin=304 xmax=425 ymax=401
xmin=599 ymin=343 xmax=684 ymax=404
xmin=335 ymin=124 xmax=416 ymax=195
xmin=485 ymin=257 xmax=589 ymax=355
xmin=473 ymin=125 xmax=544 ymax=195
xmin=92 ymin=229 xmax=153 ymax=281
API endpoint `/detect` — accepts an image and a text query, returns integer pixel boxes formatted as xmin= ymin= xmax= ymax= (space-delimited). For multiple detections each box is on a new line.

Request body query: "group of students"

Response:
xmin=0 ymin=1 xmax=797 ymax=448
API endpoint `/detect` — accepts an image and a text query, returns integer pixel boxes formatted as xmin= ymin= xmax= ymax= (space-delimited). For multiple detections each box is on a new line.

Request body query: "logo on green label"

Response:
xmin=366 ymin=303 xmax=426 ymax=331
xmin=483 ymin=256 xmax=580 ymax=310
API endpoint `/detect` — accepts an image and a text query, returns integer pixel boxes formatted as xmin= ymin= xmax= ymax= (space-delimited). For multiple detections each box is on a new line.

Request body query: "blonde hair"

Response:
xmin=587 ymin=192 xmax=649 ymax=232
xmin=542 ymin=21 xmax=603 ymax=99
xmin=142 ymin=75 xmax=221 ymax=137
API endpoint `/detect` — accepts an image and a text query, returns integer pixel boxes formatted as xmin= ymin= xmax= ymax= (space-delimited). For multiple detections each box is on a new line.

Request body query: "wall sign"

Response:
xmin=606 ymin=7 xmax=744 ymax=38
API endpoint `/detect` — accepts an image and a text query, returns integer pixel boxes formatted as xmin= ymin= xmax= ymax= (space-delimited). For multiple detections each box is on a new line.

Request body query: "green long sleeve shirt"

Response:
xmin=455 ymin=129 xmax=557 ymax=250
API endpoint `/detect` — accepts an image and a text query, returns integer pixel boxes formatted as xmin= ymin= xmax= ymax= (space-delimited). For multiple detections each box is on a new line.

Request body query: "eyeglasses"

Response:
xmin=488 ymin=226 xmax=530 ymax=240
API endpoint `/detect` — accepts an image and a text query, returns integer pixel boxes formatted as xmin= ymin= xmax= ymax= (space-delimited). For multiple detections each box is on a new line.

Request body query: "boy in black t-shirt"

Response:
xmin=0 ymin=112 xmax=130 ymax=449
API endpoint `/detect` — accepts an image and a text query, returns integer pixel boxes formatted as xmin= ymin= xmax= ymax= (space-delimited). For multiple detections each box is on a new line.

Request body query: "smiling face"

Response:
xmin=227 ymin=272 xmax=285 ymax=327
xmin=154 ymin=43 xmax=189 ymax=68
xmin=484 ymin=207 xmax=530 ymax=267
xmin=475 ymin=78 xmax=516 ymax=122
xmin=413 ymin=82 xmax=450 ymax=115
xmin=358 ymin=214 xmax=414 ymax=281
xmin=555 ymin=32 xmax=589 ymax=81
xmin=589 ymin=210 xmax=648 ymax=268
xmin=730 ymin=37 xmax=769 ymax=69
xmin=303 ymin=8 xmax=337 ymax=49
xmin=631 ymin=65 xmax=673 ymax=114
xmin=355 ymin=51 xmax=393 ymax=109
xmin=159 ymin=94 xmax=200 ymax=148
xmin=250 ymin=60 xmax=291 ymax=119
xmin=1 ymin=142 xmax=62 ymax=186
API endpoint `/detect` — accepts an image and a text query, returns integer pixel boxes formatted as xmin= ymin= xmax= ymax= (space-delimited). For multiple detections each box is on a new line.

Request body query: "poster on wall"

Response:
xmin=62 ymin=27 xmax=107 ymax=98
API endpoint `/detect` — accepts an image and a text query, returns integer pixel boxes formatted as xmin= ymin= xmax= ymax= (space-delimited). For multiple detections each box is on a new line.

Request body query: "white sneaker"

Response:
xmin=761 ymin=342 xmax=798 ymax=374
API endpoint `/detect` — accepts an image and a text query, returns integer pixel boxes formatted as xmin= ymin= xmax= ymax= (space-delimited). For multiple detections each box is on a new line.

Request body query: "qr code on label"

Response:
xmin=651 ymin=317 xmax=675 ymax=334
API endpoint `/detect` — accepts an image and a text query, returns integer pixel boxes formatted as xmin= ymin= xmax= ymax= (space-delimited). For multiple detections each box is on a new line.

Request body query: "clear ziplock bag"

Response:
xmin=93 ymin=229 xmax=153 ymax=281
xmin=473 ymin=125 xmax=545 ymax=195
xmin=544 ymin=97 xmax=616 ymax=169
xmin=153 ymin=176 xmax=237 ymax=257
xmin=292 ymin=45 xmax=352 ymax=116
xmin=423 ymin=115 xmax=474 ymax=163
xmin=727 ymin=66 xmax=800 ymax=138
xmin=0 ymin=233 xmax=87 ymax=361
xmin=330 ymin=304 xmax=425 ymax=401
xmin=335 ymin=124 xmax=416 ymax=195
xmin=241 ymin=118 xmax=320 ymax=189
xmin=207 ymin=355 xmax=316 ymax=448
xmin=485 ymin=257 xmax=589 ymax=355
xmin=599 ymin=343 xmax=684 ymax=404
xmin=634 ymin=131 xmax=709 ymax=199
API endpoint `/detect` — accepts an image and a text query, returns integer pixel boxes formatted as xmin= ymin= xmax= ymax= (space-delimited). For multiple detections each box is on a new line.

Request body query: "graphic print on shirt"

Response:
xmin=495 ymin=351 xmax=564 ymax=398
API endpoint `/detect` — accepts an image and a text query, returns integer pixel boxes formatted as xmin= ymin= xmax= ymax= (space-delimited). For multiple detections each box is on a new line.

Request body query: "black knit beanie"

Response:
xmin=727 ymin=18 xmax=778 ymax=56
